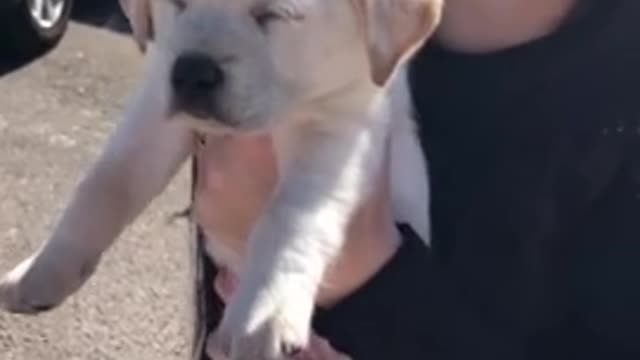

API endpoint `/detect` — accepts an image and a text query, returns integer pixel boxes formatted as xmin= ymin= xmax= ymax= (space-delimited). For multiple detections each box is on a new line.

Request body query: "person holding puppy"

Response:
xmin=194 ymin=0 xmax=640 ymax=359
xmin=3 ymin=0 xmax=631 ymax=359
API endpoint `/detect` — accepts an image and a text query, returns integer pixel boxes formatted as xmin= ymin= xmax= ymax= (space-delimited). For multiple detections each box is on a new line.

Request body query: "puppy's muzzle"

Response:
xmin=171 ymin=52 xmax=224 ymax=120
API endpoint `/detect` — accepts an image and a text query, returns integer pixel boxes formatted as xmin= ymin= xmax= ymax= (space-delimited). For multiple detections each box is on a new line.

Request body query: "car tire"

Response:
xmin=0 ymin=0 xmax=74 ymax=58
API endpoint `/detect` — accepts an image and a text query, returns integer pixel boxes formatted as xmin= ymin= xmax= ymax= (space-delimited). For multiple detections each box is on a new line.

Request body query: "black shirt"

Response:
xmin=312 ymin=1 xmax=640 ymax=359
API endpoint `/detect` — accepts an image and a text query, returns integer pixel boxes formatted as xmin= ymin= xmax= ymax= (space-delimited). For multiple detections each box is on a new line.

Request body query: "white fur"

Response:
xmin=0 ymin=0 xmax=442 ymax=359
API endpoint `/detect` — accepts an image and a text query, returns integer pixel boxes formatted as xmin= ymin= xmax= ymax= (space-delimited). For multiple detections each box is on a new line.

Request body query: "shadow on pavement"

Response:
xmin=0 ymin=58 xmax=28 ymax=77
xmin=72 ymin=0 xmax=132 ymax=35
xmin=0 ymin=0 xmax=130 ymax=77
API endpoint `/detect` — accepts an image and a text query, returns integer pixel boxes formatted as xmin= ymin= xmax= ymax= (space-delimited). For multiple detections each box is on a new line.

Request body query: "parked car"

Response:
xmin=0 ymin=0 xmax=74 ymax=57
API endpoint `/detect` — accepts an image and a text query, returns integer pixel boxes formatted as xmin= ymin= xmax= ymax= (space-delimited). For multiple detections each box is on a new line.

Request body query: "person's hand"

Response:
xmin=211 ymin=267 xmax=352 ymax=360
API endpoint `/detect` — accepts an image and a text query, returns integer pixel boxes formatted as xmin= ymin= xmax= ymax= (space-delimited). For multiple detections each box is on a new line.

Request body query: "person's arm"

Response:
xmin=309 ymin=136 xmax=630 ymax=360
xmin=311 ymin=223 xmax=533 ymax=360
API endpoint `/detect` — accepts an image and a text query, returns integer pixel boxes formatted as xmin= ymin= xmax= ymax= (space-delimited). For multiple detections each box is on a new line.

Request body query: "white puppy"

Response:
xmin=0 ymin=0 xmax=441 ymax=358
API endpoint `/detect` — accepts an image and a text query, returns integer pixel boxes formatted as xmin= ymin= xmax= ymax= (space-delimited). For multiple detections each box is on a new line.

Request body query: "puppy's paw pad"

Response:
xmin=30 ymin=304 xmax=56 ymax=312
xmin=282 ymin=342 xmax=304 ymax=357
xmin=273 ymin=310 xmax=310 ymax=358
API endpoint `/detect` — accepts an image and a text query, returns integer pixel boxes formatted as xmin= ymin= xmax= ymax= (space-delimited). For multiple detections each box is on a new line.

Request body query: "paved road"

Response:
xmin=0 ymin=21 xmax=193 ymax=360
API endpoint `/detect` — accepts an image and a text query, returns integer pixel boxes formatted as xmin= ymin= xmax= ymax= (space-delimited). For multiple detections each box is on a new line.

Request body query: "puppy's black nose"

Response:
xmin=171 ymin=52 xmax=223 ymax=100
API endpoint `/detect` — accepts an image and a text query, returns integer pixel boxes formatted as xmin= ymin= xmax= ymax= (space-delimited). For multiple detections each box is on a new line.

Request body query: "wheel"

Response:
xmin=0 ymin=0 xmax=74 ymax=58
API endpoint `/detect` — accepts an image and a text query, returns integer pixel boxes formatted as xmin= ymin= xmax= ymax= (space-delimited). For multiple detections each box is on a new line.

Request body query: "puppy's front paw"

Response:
xmin=0 ymin=249 xmax=97 ymax=314
xmin=212 ymin=283 xmax=315 ymax=360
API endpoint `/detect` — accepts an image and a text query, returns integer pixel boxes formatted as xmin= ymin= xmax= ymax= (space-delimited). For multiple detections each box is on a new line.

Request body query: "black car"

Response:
xmin=0 ymin=0 xmax=74 ymax=57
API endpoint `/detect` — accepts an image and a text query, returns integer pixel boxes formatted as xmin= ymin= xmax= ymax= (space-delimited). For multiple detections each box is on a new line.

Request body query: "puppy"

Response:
xmin=0 ymin=0 xmax=441 ymax=359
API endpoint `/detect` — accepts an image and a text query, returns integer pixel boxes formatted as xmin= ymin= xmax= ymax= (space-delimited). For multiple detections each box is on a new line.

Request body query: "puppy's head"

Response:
xmin=122 ymin=0 xmax=442 ymax=133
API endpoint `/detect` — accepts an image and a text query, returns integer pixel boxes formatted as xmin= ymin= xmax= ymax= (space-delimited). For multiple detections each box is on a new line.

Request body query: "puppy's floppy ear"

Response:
xmin=119 ymin=0 xmax=153 ymax=52
xmin=119 ymin=0 xmax=186 ymax=53
xmin=356 ymin=0 xmax=443 ymax=86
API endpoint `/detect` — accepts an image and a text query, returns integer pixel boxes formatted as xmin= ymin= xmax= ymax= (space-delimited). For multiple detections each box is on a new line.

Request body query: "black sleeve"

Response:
xmin=312 ymin=225 xmax=522 ymax=360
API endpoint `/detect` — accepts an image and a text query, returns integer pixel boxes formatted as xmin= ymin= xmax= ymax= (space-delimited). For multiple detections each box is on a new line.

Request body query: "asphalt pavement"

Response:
xmin=0 ymin=12 xmax=193 ymax=360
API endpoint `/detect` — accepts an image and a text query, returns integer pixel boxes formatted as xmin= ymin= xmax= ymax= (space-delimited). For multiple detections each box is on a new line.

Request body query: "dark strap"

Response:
xmin=190 ymin=154 xmax=226 ymax=360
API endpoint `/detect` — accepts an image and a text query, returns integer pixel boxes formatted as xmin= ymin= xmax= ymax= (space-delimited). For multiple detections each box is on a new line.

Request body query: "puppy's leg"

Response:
xmin=215 ymin=119 xmax=387 ymax=360
xmin=0 ymin=45 xmax=194 ymax=314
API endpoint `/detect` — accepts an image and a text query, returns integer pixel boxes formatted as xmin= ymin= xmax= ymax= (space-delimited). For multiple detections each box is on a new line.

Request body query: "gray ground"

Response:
xmin=0 ymin=20 xmax=194 ymax=360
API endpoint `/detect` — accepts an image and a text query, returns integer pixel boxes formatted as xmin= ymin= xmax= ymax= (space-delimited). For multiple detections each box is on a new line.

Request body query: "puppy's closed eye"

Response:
xmin=168 ymin=0 xmax=187 ymax=11
xmin=251 ymin=2 xmax=306 ymax=31
xmin=252 ymin=9 xmax=284 ymax=29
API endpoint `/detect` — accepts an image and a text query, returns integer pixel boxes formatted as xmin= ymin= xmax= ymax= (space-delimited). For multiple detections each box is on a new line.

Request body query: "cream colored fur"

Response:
xmin=0 ymin=0 xmax=442 ymax=359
